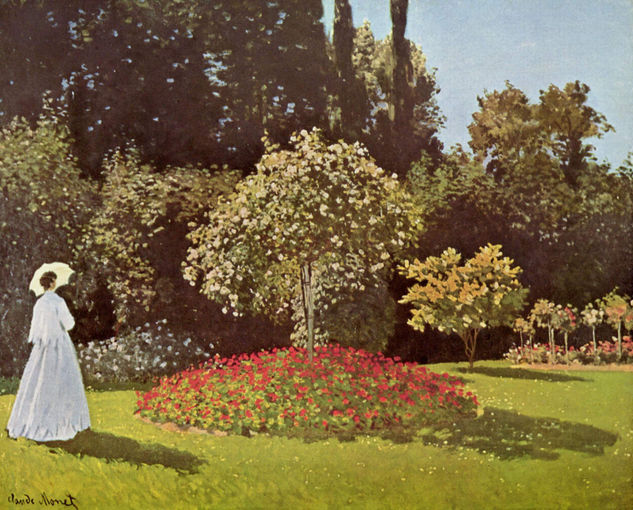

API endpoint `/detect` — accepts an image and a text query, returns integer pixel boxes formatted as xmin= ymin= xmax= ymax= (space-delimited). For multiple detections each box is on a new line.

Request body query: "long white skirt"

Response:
xmin=7 ymin=334 xmax=91 ymax=441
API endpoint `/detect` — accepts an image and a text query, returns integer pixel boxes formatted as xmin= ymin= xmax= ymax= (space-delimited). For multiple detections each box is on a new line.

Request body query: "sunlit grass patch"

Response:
xmin=1 ymin=360 xmax=631 ymax=509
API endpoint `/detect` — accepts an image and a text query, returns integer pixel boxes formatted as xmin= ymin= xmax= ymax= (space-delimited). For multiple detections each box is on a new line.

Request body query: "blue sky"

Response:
xmin=322 ymin=0 xmax=633 ymax=167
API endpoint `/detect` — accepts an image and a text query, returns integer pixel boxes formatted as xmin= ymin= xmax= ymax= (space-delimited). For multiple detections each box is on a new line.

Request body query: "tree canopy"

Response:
xmin=184 ymin=128 xmax=421 ymax=356
xmin=407 ymin=81 xmax=631 ymax=307
xmin=399 ymin=244 xmax=528 ymax=369
xmin=1 ymin=0 xmax=444 ymax=179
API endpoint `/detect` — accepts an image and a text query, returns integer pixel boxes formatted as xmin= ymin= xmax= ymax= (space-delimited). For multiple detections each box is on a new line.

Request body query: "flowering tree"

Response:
xmin=581 ymin=302 xmax=604 ymax=363
xmin=184 ymin=128 xmax=420 ymax=359
xmin=399 ymin=244 xmax=528 ymax=370
xmin=529 ymin=299 xmax=557 ymax=364
xmin=513 ymin=316 xmax=536 ymax=362
xmin=599 ymin=290 xmax=633 ymax=360
xmin=552 ymin=305 xmax=577 ymax=362
xmin=513 ymin=317 xmax=535 ymax=350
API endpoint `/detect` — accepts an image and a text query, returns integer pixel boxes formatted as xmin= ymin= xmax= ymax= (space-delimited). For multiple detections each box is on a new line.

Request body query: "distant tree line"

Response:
xmin=0 ymin=0 xmax=442 ymax=177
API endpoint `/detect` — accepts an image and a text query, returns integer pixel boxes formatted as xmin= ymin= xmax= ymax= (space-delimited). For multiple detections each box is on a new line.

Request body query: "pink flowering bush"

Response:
xmin=504 ymin=343 xmax=566 ymax=364
xmin=136 ymin=345 xmax=478 ymax=438
xmin=504 ymin=337 xmax=633 ymax=365
xmin=575 ymin=337 xmax=633 ymax=364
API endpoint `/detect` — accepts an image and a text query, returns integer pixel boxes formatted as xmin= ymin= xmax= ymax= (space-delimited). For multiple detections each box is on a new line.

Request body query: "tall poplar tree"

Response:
xmin=332 ymin=0 xmax=366 ymax=140
xmin=388 ymin=0 xmax=413 ymax=175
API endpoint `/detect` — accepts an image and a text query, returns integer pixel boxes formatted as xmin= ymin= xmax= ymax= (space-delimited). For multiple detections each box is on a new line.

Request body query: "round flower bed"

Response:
xmin=136 ymin=345 xmax=478 ymax=438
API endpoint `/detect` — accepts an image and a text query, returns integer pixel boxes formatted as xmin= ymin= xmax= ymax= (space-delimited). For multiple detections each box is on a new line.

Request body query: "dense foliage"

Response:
xmin=0 ymin=107 xmax=94 ymax=376
xmin=408 ymin=84 xmax=632 ymax=307
xmin=0 ymin=0 xmax=441 ymax=176
xmin=342 ymin=19 xmax=443 ymax=176
xmin=0 ymin=0 xmax=332 ymax=173
xmin=136 ymin=345 xmax=478 ymax=438
xmin=73 ymin=149 xmax=240 ymax=327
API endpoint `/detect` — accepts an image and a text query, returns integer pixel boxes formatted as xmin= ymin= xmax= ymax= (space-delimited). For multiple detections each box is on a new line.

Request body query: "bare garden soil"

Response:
xmin=136 ymin=413 xmax=228 ymax=436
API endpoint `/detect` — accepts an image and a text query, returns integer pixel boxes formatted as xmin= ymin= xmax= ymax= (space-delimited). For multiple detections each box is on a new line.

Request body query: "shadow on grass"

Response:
xmin=457 ymin=367 xmax=589 ymax=382
xmin=419 ymin=407 xmax=618 ymax=460
xmin=43 ymin=429 xmax=205 ymax=474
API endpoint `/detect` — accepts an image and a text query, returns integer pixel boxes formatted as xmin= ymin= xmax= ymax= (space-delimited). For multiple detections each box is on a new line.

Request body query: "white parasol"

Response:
xmin=29 ymin=262 xmax=75 ymax=296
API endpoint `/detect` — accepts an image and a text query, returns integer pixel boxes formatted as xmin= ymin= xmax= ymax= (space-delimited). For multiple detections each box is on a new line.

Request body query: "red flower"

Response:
xmin=136 ymin=344 xmax=479 ymax=436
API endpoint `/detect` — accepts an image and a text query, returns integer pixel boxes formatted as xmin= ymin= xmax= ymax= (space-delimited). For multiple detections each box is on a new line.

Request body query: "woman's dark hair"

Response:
xmin=40 ymin=271 xmax=57 ymax=290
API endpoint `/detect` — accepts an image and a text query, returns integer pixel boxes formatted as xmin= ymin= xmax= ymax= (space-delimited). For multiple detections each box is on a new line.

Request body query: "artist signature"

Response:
xmin=7 ymin=492 xmax=78 ymax=510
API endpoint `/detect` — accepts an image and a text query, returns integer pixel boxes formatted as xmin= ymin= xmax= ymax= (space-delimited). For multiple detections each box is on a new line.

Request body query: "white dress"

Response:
xmin=7 ymin=291 xmax=91 ymax=441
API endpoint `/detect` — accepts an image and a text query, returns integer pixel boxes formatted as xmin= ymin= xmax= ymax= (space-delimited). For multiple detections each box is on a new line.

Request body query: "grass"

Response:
xmin=1 ymin=360 xmax=632 ymax=509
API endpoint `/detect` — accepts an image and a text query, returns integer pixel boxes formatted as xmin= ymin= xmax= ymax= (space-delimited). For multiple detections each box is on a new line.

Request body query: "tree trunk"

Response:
xmin=548 ymin=326 xmax=555 ymax=364
xmin=300 ymin=263 xmax=315 ymax=361
xmin=462 ymin=329 xmax=479 ymax=371
xmin=564 ymin=331 xmax=569 ymax=364
xmin=528 ymin=334 xmax=534 ymax=364
xmin=617 ymin=321 xmax=622 ymax=361
xmin=592 ymin=326 xmax=598 ymax=363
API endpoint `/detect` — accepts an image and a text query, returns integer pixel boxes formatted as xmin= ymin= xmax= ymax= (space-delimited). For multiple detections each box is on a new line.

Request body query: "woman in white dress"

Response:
xmin=7 ymin=271 xmax=91 ymax=441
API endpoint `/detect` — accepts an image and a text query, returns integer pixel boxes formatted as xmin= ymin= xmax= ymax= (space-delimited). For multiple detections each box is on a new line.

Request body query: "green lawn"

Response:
xmin=1 ymin=360 xmax=632 ymax=509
